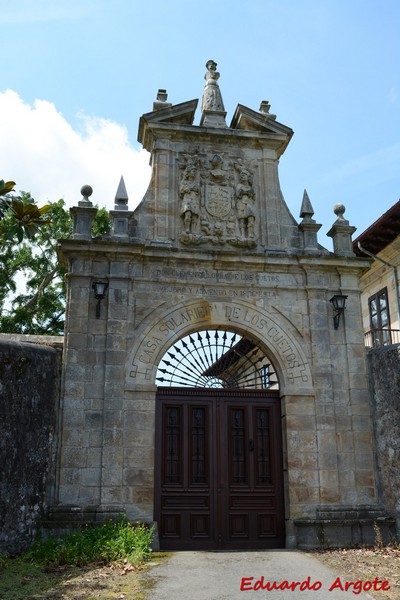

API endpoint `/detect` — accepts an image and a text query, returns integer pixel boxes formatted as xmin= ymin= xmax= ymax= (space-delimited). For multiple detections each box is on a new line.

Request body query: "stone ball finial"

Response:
xmin=81 ymin=184 xmax=93 ymax=199
xmin=79 ymin=184 xmax=93 ymax=207
xmin=333 ymin=203 xmax=346 ymax=220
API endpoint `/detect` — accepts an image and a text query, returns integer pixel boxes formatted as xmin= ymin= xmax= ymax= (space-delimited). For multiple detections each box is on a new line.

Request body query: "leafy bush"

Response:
xmin=26 ymin=518 xmax=154 ymax=567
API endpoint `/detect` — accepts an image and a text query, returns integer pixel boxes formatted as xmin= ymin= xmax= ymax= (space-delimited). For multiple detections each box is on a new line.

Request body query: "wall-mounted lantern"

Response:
xmin=92 ymin=281 xmax=108 ymax=319
xmin=330 ymin=294 xmax=348 ymax=330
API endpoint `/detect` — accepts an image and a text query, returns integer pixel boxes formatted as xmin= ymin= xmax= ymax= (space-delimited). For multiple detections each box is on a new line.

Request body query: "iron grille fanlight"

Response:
xmin=156 ymin=329 xmax=278 ymax=389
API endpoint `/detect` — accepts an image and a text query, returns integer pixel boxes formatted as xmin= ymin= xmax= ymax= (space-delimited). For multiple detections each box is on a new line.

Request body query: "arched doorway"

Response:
xmin=154 ymin=329 xmax=285 ymax=550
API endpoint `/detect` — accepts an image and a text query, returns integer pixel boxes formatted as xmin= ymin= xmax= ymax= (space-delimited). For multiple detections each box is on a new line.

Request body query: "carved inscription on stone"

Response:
xmin=130 ymin=301 xmax=311 ymax=388
xmin=178 ymin=152 xmax=258 ymax=248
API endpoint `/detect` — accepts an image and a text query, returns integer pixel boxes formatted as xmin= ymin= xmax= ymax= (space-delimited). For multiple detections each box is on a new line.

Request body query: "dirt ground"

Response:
xmin=314 ymin=547 xmax=400 ymax=600
xmin=2 ymin=547 xmax=400 ymax=600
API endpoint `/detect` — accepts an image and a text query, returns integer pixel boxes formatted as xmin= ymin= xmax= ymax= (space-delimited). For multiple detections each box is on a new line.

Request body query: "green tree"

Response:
xmin=0 ymin=180 xmax=51 ymax=244
xmin=0 ymin=194 xmax=110 ymax=335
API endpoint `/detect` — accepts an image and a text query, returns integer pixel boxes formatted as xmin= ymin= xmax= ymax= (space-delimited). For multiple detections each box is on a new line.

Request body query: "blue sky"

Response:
xmin=1 ymin=0 xmax=399 ymax=249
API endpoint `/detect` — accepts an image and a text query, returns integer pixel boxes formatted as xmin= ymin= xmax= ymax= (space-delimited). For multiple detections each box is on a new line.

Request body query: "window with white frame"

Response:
xmin=368 ymin=287 xmax=391 ymax=346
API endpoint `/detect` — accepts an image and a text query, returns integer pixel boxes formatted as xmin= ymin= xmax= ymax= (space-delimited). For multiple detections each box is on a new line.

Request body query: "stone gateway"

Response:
xmin=52 ymin=61 xmax=394 ymax=548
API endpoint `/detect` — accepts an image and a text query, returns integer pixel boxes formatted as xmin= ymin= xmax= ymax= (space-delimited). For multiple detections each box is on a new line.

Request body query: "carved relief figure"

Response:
xmin=179 ymin=159 xmax=200 ymax=234
xmin=235 ymin=165 xmax=256 ymax=239
xmin=178 ymin=151 xmax=257 ymax=248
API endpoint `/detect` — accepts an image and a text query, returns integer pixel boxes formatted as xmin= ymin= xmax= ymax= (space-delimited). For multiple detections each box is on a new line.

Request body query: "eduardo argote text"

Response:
xmin=240 ymin=575 xmax=390 ymax=595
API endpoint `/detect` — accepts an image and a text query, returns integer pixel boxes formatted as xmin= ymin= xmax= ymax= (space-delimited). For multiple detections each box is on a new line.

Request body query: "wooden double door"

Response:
xmin=154 ymin=388 xmax=285 ymax=550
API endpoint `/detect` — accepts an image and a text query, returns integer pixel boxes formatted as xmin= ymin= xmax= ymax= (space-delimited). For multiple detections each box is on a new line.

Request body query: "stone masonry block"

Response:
xmin=68 ymin=318 xmax=89 ymax=333
xmin=337 ymin=452 xmax=355 ymax=470
xmin=61 ymin=446 xmax=87 ymax=469
xmin=124 ymin=447 xmax=154 ymax=469
xmin=124 ymin=411 xmax=155 ymax=431
xmin=69 ymin=301 xmax=90 ymax=319
xmin=284 ymin=396 xmax=315 ymax=415
xmin=102 ymin=468 xmax=123 ymax=487
xmin=320 ymin=488 xmax=340 ymax=502
xmin=101 ymin=486 xmax=123 ymax=504
xmin=339 ymin=469 xmax=356 ymax=488
xmin=316 ymin=415 xmax=335 ymax=430
xmin=62 ymin=428 xmax=89 ymax=447
xmin=84 ymin=382 xmax=104 ymax=399
xmin=78 ymin=486 xmax=99 ymax=505
xmin=89 ymin=430 xmax=103 ymax=447
xmin=106 ymin=335 xmax=127 ymax=352
xmin=287 ymin=452 xmax=318 ymax=470
xmin=67 ymin=332 xmax=89 ymax=351
xmin=355 ymin=470 xmax=375 ymax=487
xmin=351 ymin=415 xmax=372 ymax=431
xmin=286 ymin=414 xmax=316 ymax=431
xmin=317 ymin=431 xmax=337 ymax=453
xmin=108 ymin=304 xmax=128 ymax=320
xmin=353 ymin=431 xmax=374 ymax=453
xmin=357 ymin=487 xmax=377 ymax=503
xmin=60 ymin=468 xmax=81 ymax=485
xmin=104 ymin=395 xmax=124 ymax=411
xmin=101 ymin=446 xmax=123 ymax=467
xmin=318 ymin=452 xmax=338 ymax=469
xmin=81 ymin=468 xmax=101 ymax=487
xmin=286 ymin=430 xmax=317 ymax=453
xmin=62 ymin=407 xmax=85 ymax=429
xmin=319 ymin=470 xmax=339 ymax=489
xmin=103 ymin=429 xmax=123 ymax=447
xmin=288 ymin=467 xmax=319 ymax=488
xmin=103 ymin=410 xmax=123 ymax=428
xmin=85 ymin=410 xmax=103 ymax=428
xmin=86 ymin=447 xmax=102 ymax=467
xmin=58 ymin=484 xmax=80 ymax=505
xmin=64 ymin=381 xmax=85 ymax=399
xmin=289 ymin=485 xmax=320 ymax=505
xmin=123 ymin=468 xmax=153 ymax=486
xmin=124 ymin=429 xmax=156 ymax=447
xmin=105 ymin=365 xmax=125 ymax=381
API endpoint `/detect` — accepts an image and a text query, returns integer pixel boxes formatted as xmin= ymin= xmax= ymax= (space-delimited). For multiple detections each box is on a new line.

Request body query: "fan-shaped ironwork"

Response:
xmin=156 ymin=329 xmax=278 ymax=389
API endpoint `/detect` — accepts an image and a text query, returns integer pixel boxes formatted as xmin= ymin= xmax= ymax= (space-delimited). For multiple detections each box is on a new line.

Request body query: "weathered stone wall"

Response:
xmin=0 ymin=339 xmax=62 ymax=555
xmin=367 ymin=346 xmax=400 ymax=534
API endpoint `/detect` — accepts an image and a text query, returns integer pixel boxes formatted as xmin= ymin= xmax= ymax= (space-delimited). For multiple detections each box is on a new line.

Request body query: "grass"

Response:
xmin=26 ymin=518 xmax=154 ymax=567
xmin=0 ymin=518 xmax=156 ymax=600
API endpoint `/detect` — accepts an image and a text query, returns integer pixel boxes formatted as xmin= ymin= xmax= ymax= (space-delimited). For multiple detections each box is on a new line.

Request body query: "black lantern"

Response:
xmin=330 ymin=294 xmax=348 ymax=330
xmin=92 ymin=281 xmax=108 ymax=318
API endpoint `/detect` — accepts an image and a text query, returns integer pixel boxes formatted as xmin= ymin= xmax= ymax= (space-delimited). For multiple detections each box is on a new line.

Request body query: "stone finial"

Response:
xmin=114 ymin=176 xmax=129 ymax=211
xmin=259 ymin=100 xmax=276 ymax=120
xmin=79 ymin=184 xmax=93 ymax=207
xmin=327 ymin=203 xmax=357 ymax=257
xmin=71 ymin=184 xmax=97 ymax=238
xmin=299 ymin=189 xmax=315 ymax=221
xmin=200 ymin=59 xmax=227 ymax=128
xmin=153 ymin=89 xmax=172 ymax=111
xmin=111 ymin=176 xmax=134 ymax=238
xmin=333 ymin=203 xmax=347 ymax=222
xmin=298 ymin=190 xmax=321 ymax=253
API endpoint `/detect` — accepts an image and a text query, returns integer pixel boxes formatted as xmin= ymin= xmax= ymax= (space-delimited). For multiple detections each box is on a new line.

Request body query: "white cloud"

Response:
xmin=0 ymin=89 xmax=151 ymax=211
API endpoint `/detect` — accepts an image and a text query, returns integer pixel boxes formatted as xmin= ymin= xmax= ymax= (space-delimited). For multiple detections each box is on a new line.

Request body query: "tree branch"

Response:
xmin=22 ymin=266 xmax=59 ymax=311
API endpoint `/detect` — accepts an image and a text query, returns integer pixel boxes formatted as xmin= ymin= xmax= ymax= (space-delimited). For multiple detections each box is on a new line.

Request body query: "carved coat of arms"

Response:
xmin=178 ymin=152 xmax=257 ymax=248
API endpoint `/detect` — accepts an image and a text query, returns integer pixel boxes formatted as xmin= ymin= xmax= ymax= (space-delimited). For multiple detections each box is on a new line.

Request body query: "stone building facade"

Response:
xmin=353 ymin=200 xmax=400 ymax=347
xmin=53 ymin=61 xmax=394 ymax=549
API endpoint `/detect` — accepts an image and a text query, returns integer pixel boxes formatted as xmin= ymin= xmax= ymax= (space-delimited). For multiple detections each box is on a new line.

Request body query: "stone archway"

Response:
xmin=155 ymin=328 xmax=279 ymax=389
xmin=126 ymin=299 xmax=313 ymax=397
xmin=122 ymin=298 xmax=315 ymax=548
xmin=153 ymin=326 xmax=283 ymax=549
